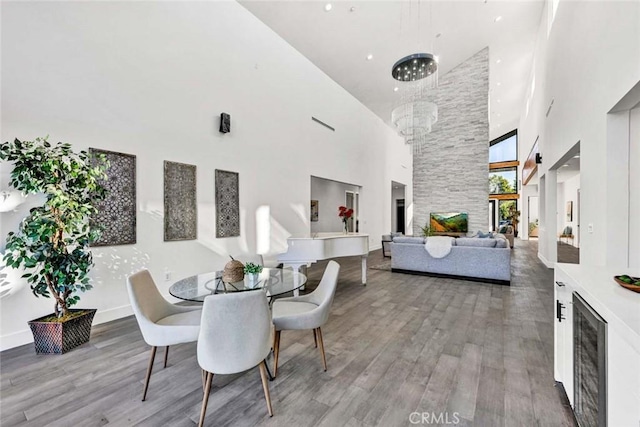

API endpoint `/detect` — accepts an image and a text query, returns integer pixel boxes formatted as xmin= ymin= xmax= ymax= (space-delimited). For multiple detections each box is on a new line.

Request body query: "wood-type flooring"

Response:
xmin=0 ymin=240 xmax=575 ymax=426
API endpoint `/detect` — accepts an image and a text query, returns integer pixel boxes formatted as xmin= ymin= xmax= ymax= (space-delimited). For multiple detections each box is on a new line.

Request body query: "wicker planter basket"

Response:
xmin=223 ymin=260 xmax=245 ymax=283
xmin=28 ymin=309 xmax=97 ymax=354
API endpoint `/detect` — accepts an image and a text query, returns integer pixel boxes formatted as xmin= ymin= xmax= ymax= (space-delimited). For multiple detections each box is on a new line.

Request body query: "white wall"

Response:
xmin=630 ymin=107 xmax=640 ymax=269
xmin=557 ymin=182 xmax=565 ymax=235
xmin=527 ymin=193 xmax=539 ymax=238
xmin=518 ymin=0 xmax=640 ymax=266
xmin=559 ymin=173 xmax=580 ymax=248
xmin=310 ymin=177 xmax=360 ymax=233
xmin=0 ymin=1 xmax=412 ymax=350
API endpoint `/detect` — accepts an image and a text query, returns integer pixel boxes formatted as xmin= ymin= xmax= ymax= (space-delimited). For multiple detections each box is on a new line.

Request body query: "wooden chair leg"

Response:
xmin=316 ymin=327 xmax=327 ymax=372
xmin=163 ymin=346 xmax=170 ymax=368
xmin=198 ymin=372 xmax=214 ymax=427
xmin=142 ymin=346 xmax=157 ymax=401
xmin=313 ymin=329 xmax=318 ymax=348
xmin=258 ymin=361 xmax=274 ymax=417
xmin=201 ymin=369 xmax=206 ymax=391
xmin=273 ymin=330 xmax=281 ymax=378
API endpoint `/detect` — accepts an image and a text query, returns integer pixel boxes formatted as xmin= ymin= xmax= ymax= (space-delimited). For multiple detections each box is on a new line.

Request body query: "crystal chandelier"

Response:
xmin=391 ymin=52 xmax=439 ymax=154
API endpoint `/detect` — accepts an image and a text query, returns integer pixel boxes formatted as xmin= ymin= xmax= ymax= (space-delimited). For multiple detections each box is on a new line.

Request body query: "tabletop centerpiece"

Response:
xmin=614 ymin=275 xmax=640 ymax=293
xmin=338 ymin=206 xmax=354 ymax=234
xmin=244 ymin=262 xmax=263 ymax=288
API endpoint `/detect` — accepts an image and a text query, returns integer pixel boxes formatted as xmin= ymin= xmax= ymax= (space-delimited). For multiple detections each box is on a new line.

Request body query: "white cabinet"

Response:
xmin=553 ymin=267 xmax=574 ymax=403
xmin=554 ymin=264 xmax=640 ymax=427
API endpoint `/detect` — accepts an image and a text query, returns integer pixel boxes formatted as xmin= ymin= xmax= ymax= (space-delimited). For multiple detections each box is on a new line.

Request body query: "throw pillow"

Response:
xmin=478 ymin=231 xmax=491 ymax=238
xmin=456 ymin=238 xmax=497 ymax=248
xmin=498 ymin=225 xmax=508 ymax=234
xmin=393 ymin=236 xmax=425 ymax=244
xmin=495 ymin=238 xmax=508 ymax=248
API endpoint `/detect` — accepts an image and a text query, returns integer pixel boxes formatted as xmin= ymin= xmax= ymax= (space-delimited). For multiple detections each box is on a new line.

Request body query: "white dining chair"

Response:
xmin=197 ymin=291 xmax=273 ymax=426
xmin=126 ymin=269 xmax=202 ymax=401
xmin=271 ymin=260 xmax=340 ymax=377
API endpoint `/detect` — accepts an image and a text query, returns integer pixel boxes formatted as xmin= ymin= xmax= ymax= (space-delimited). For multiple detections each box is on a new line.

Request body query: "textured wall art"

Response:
xmin=164 ymin=161 xmax=197 ymax=241
xmin=215 ymin=170 xmax=240 ymax=238
xmin=89 ymin=148 xmax=137 ymax=246
xmin=310 ymin=200 xmax=319 ymax=222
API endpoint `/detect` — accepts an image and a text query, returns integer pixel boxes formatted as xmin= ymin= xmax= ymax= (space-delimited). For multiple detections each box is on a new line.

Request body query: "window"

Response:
xmin=499 ymin=200 xmax=517 ymax=225
xmin=490 ymin=167 xmax=517 ymax=194
xmin=489 ymin=130 xmax=518 ymax=163
xmin=488 ymin=129 xmax=519 ymax=231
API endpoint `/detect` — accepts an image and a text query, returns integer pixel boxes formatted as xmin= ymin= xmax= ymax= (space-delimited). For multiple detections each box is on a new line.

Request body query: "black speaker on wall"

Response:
xmin=219 ymin=113 xmax=231 ymax=133
xmin=535 ymin=153 xmax=543 ymax=164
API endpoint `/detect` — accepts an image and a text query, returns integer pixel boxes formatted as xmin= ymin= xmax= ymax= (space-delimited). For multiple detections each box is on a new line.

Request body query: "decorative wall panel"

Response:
xmin=215 ymin=170 xmax=240 ymax=238
xmin=89 ymin=148 xmax=136 ymax=246
xmin=164 ymin=161 xmax=197 ymax=241
xmin=413 ymin=48 xmax=490 ymax=234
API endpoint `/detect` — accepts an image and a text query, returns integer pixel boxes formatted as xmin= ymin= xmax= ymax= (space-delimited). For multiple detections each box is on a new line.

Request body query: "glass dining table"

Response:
xmin=169 ymin=267 xmax=307 ymax=302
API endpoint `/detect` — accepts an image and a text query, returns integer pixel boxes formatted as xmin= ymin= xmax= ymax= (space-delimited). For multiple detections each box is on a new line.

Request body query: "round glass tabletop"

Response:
xmin=169 ymin=267 xmax=307 ymax=302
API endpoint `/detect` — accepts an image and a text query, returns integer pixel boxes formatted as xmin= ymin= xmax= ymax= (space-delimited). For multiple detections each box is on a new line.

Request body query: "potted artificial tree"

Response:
xmin=0 ymin=137 xmax=107 ymax=354
xmin=507 ymin=204 xmax=521 ymax=238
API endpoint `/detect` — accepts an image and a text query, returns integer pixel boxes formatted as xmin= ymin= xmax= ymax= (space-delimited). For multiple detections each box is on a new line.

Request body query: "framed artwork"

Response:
xmin=215 ymin=170 xmax=240 ymax=238
xmin=310 ymin=200 xmax=319 ymax=222
xmin=566 ymin=201 xmax=573 ymax=222
xmin=89 ymin=148 xmax=137 ymax=246
xmin=164 ymin=161 xmax=197 ymax=241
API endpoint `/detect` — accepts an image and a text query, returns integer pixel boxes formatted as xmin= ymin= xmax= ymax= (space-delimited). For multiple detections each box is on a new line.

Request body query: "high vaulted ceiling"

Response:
xmin=240 ymin=0 xmax=545 ymax=141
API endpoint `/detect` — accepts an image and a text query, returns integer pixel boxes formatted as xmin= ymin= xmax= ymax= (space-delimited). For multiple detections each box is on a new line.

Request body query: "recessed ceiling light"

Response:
xmin=350 ymin=6 xmax=356 ymax=12
xmin=562 ymin=164 xmax=569 ymax=167
xmin=497 ymin=82 xmax=502 ymax=86
xmin=394 ymin=87 xmax=399 ymax=92
xmin=497 ymin=113 xmax=501 ymax=117
xmin=324 ymin=3 xmax=332 ymax=12
xmin=573 ymin=154 xmax=580 ymax=158
xmin=496 ymin=59 xmax=502 ymax=64
xmin=366 ymin=54 xmax=373 ymax=61
xmin=494 ymin=16 xmax=503 ymax=22
xmin=497 ymin=99 xmax=501 ymax=103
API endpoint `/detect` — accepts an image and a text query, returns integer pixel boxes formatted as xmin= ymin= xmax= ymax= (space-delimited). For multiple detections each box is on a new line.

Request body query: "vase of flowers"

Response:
xmin=338 ymin=206 xmax=354 ymax=234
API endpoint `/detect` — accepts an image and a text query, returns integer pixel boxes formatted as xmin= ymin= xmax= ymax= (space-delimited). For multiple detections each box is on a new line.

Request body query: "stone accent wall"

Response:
xmin=413 ymin=48 xmax=489 ymax=235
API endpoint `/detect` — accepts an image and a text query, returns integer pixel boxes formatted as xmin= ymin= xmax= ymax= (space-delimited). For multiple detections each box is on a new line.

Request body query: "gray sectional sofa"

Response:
xmin=390 ymin=235 xmax=511 ymax=285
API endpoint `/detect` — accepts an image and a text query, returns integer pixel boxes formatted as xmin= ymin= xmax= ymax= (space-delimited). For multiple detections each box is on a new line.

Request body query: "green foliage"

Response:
xmin=489 ymin=174 xmax=515 ymax=194
xmin=528 ymin=219 xmax=539 ymax=234
xmin=243 ymin=262 xmax=263 ymax=274
xmin=507 ymin=204 xmax=521 ymax=223
xmin=420 ymin=224 xmax=434 ymax=237
xmin=0 ymin=137 xmax=108 ymax=317
xmin=499 ymin=200 xmax=516 ymax=221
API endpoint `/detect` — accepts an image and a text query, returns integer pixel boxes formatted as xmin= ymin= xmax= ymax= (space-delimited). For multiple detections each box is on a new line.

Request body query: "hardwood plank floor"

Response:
xmin=0 ymin=240 xmax=575 ymax=426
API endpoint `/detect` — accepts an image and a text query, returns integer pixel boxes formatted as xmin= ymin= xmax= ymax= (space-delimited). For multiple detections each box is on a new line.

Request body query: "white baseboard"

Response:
xmin=93 ymin=304 xmax=133 ymax=325
xmin=538 ymin=252 xmax=555 ymax=269
xmin=0 ymin=329 xmax=33 ymax=352
xmin=0 ymin=304 xmax=133 ymax=352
